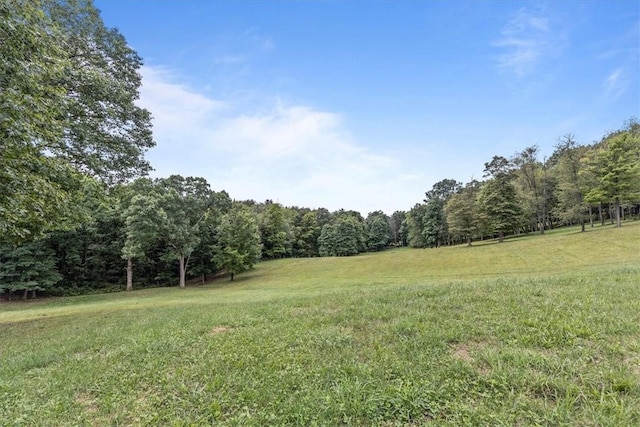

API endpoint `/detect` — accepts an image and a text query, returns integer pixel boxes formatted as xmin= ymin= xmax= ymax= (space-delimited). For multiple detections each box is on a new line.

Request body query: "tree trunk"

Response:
xmin=31 ymin=289 xmax=36 ymax=299
xmin=498 ymin=231 xmax=504 ymax=243
xmin=126 ymin=258 xmax=133 ymax=291
xmin=615 ymin=198 xmax=622 ymax=227
xmin=179 ymin=255 xmax=186 ymax=288
xmin=589 ymin=206 xmax=594 ymax=227
xmin=599 ymin=204 xmax=605 ymax=226
xmin=580 ymin=217 xmax=585 ymax=232
xmin=536 ymin=214 xmax=543 ymax=235
xmin=230 ymin=272 xmax=234 ymax=281
xmin=22 ymin=289 xmax=28 ymax=300
xmin=609 ymin=204 xmax=614 ymax=224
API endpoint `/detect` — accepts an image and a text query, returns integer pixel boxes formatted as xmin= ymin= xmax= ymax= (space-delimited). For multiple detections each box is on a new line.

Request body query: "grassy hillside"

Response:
xmin=1 ymin=222 xmax=639 ymax=425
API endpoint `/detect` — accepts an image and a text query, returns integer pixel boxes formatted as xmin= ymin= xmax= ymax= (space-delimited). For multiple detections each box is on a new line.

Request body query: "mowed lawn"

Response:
xmin=1 ymin=222 xmax=639 ymax=425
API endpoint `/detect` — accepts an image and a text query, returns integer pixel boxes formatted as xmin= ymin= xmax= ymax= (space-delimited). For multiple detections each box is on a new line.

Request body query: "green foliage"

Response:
xmin=319 ymin=214 xmax=365 ymax=256
xmin=424 ymin=178 xmax=461 ymax=201
xmin=1 ymin=0 xmax=153 ymax=243
xmin=213 ymin=204 xmax=262 ymax=280
xmin=122 ymin=194 xmax=162 ymax=261
xmin=0 ymin=240 xmax=61 ymax=299
xmin=47 ymin=201 xmax=125 ymax=291
xmin=445 ymin=181 xmax=483 ymax=245
xmin=405 ymin=204 xmax=427 ymax=248
xmin=551 ymin=135 xmax=590 ymax=230
xmin=582 ymin=123 xmax=640 ymax=227
xmin=512 ymin=146 xmax=554 ymax=233
xmin=1 ymin=224 xmax=639 ymax=425
xmin=293 ymin=211 xmax=321 ymax=257
xmin=365 ymin=211 xmax=391 ymax=251
xmin=121 ymin=177 xmax=211 ymax=288
xmin=0 ymin=0 xmax=79 ymax=243
xmin=259 ymin=203 xmax=291 ymax=259
xmin=479 ymin=176 xmax=523 ymax=242
xmin=406 ymin=180 xmax=463 ymax=249
xmin=186 ymin=190 xmax=233 ymax=283
xmin=422 ymin=198 xmax=448 ymax=247
xmin=389 ymin=210 xmax=407 ymax=246
xmin=43 ymin=0 xmax=155 ymax=184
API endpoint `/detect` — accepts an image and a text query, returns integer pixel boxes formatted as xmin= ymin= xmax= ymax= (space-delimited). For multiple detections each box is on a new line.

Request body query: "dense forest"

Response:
xmin=1 ymin=1 xmax=639 ymax=299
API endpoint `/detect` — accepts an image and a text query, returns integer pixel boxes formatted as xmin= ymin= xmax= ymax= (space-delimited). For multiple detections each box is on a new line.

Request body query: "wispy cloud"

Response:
xmin=603 ymin=68 xmax=629 ymax=100
xmin=595 ymin=20 xmax=638 ymax=103
xmin=207 ymin=27 xmax=275 ymax=78
xmin=494 ymin=7 xmax=561 ymax=76
xmin=242 ymin=27 xmax=275 ymax=52
xmin=137 ymin=66 xmax=422 ymax=214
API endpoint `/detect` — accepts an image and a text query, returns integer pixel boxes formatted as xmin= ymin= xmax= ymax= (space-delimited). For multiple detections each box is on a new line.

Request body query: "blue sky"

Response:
xmin=95 ymin=0 xmax=639 ymax=215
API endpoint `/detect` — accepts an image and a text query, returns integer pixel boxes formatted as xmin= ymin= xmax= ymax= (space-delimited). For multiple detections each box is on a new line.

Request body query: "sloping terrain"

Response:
xmin=1 ymin=222 xmax=639 ymax=425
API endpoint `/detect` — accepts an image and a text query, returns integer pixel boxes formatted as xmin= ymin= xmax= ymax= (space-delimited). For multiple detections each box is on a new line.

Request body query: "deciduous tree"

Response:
xmin=479 ymin=157 xmax=522 ymax=242
xmin=1 ymin=0 xmax=154 ymax=243
xmin=0 ymin=241 xmax=61 ymax=300
xmin=582 ymin=122 xmax=640 ymax=227
xmin=406 ymin=204 xmax=428 ymax=248
xmin=365 ymin=211 xmax=391 ymax=251
xmin=389 ymin=211 xmax=406 ymax=246
xmin=319 ymin=214 xmax=365 ymax=256
xmin=445 ymin=181 xmax=483 ymax=246
xmin=259 ymin=202 xmax=291 ymax=259
xmin=551 ymin=135 xmax=590 ymax=231
xmin=512 ymin=146 xmax=551 ymax=234
xmin=44 ymin=0 xmax=155 ymax=184
xmin=213 ymin=205 xmax=261 ymax=281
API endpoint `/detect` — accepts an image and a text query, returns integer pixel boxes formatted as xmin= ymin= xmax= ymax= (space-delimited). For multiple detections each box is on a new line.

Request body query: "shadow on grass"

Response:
xmin=463 ymin=221 xmax=630 ymax=248
xmin=201 ymin=273 xmax=254 ymax=290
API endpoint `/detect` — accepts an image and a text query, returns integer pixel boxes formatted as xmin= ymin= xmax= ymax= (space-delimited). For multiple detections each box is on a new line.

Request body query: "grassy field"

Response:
xmin=1 ymin=222 xmax=639 ymax=425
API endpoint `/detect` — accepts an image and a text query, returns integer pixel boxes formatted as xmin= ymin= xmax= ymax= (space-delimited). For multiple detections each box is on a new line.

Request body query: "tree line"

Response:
xmin=405 ymin=126 xmax=640 ymax=249
xmin=1 ymin=1 xmax=639 ymax=299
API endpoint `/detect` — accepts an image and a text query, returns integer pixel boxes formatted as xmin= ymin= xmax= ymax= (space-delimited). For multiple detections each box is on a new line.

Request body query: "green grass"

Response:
xmin=1 ymin=222 xmax=640 ymax=425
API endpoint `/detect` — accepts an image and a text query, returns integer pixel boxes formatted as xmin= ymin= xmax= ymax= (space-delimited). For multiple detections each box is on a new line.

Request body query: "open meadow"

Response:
xmin=1 ymin=222 xmax=640 ymax=425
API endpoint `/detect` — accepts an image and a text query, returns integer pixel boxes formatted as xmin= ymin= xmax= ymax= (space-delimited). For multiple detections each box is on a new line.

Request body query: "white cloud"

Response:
xmin=494 ymin=7 xmax=560 ymax=76
xmin=138 ymin=66 xmax=424 ymax=215
xmin=138 ymin=66 xmax=226 ymax=142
